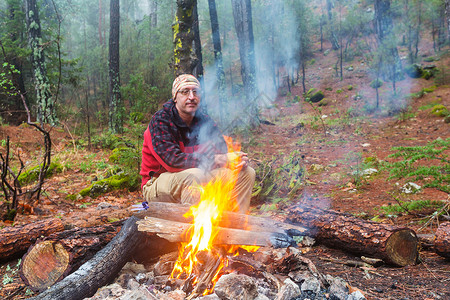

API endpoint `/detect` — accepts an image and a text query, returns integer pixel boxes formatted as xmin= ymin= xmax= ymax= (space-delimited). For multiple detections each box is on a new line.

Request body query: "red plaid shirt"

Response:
xmin=140 ymin=100 xmax=227 ymax=188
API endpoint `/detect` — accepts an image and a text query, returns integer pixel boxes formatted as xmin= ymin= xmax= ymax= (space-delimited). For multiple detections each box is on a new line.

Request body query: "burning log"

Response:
xmin=435 ymin=222 xmax=450 ymax=259
xmin=134 ymin=201 xmax=308 ymax=236
xmin=28 ymin=216 xmax=142 ymax=300
xmin=137 ymin=216 xmax=297 ymax=248
xmin=0 ymin=218 xmax=64 ymax=262
xmin=20 ymin=221 xmax=123 ymax=291
xmin=287 ymin=205 xmax=419 ymax=266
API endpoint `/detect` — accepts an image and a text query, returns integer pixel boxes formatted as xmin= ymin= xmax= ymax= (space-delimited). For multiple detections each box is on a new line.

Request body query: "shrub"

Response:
xmin=370 ymin=79 xmax=383 ymax=89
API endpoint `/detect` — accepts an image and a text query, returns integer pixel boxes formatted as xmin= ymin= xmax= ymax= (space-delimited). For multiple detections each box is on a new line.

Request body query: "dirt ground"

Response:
xmin=0 ymin=48 xmax=449 ymax=299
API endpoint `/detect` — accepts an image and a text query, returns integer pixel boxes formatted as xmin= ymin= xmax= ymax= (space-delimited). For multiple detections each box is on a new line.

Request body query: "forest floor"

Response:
xmin=0 ymin=47 xmax=449 ymax=299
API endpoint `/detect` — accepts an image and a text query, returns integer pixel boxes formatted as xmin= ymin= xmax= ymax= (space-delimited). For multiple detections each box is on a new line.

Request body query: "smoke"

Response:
xmin=201 ymin=0 xmax=302 ymax=129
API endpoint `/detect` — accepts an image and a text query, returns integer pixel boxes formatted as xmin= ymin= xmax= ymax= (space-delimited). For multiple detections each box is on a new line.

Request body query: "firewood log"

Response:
xmin=137 ymin=216 xmax=296 ymax=248
xmin=28 ymin=216 xmax=142 ymax=300
xmin=134 ymin=201 xmax=308 ymax=236
xmin=20 ymin=221 xmax=123 ymax=291
xmin=287 ymin=205 xmax=419 ymax=266
xmin=435 ymin=222 xmax=450 ymax=259
xmin=0 ymin=218 xmax=64 ymax=262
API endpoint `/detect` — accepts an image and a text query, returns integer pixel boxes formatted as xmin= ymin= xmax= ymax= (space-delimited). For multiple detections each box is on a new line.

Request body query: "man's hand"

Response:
xmin=235 ymin=151 xmax=249 ymax=169
xmin=213 ymin=152 xmax=249 ymax=169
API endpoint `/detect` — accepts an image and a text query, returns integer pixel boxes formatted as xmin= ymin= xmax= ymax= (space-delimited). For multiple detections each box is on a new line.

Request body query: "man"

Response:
xmin=140 ymin=74 xmax=255 ymax=213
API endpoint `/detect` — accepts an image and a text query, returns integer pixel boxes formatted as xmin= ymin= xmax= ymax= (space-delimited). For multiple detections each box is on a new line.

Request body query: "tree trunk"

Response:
xmin=20 ymin=222 xmax=123 ymax=291
xmin=208 ymin=0 xmax=226 ymax=119
xmin=108 ymin=0 xmax=122 ymax=133
xmin=286 ymin=205 xmax=419 ymax=266
xmin=172 ymin=0 xmax=196 ymax=76
xmin=28 ymin=217 xmax=142 ymax=300
xmin=98 ymin=0 xmax=103 ymax=46
xmin=0 ymin=218 xmax=64 ymax=262
xmin=435 ymin=222 xmax=450 ymax=259
xmin=25 ymin=0 xmax=57 ymax=125
xmin=231 ymin=0 xmax=258 ymax=118
xmin=326 ymin=0 xmax=340 ymax=50
xmin=374 ymin=0 xmax=403 ymax=81
xmin=445 ymin=0 xmax=450 ymax=44
xmin=150 ymin=0 xmax=158 ymax=28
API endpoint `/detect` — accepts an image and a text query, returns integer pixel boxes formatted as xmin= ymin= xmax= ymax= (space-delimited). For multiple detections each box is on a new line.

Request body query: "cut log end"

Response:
xmin=435 ymin=222 xmax=450 ymax=259
xmin=385 ymin=229 xmax=418 ymax=266
xmin=21 ymin=241 xmax=70 ymax=291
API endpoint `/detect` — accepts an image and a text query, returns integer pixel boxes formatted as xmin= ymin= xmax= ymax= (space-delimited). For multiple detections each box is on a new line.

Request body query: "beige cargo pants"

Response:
xmin=142 ymin=167 xmax=255 ymax=213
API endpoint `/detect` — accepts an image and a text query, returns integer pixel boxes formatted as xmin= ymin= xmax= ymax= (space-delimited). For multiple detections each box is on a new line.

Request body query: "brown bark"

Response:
xmin=20 ymin=222 xmax=123 ymax=291
xmin=287 ymin=206 xmax=419 ymax=266
xmin=134 ymin=201 xmax=308 ymax=236
xmin=0 ymin=218 xmax=64 ymax=262
xmin=435 ymin=222 xmax=450 ymax=259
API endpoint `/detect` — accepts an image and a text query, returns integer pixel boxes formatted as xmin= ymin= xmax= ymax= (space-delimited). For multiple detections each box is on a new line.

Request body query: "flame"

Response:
xmin=170 ymin=136 xmax=259 ymax=295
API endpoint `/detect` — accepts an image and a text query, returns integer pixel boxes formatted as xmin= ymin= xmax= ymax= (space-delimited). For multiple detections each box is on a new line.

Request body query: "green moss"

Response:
xmin=347 ymin=85 xmax=353 ymax=91
xmin=421 ymin=69 xmax=434 ymax=80
xmin=318 ymin=98 xmax=329 ymax=106
xmin=78 ymin=172 xmax=130 ymax=198
xmin=336 ymin=89 xmax=343 ymax=94
xmin=431 ymin=105 xmax=449 ymax=117
xmin=18 ymin=162 xmax=63 ymax=185
xmin=306 ymin=88 xmax=317 ymax=96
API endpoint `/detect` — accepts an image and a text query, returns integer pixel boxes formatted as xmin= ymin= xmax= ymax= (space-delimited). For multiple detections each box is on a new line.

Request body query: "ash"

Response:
xmin=84 ymin=247 xmax=366 ymax=300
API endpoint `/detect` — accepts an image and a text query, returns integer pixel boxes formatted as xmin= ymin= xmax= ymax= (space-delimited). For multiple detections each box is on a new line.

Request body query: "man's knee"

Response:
xmin=175 ymin=168 xmax=210 ymax=186
xmin=240 ymin=166 xmax=256 ymax=183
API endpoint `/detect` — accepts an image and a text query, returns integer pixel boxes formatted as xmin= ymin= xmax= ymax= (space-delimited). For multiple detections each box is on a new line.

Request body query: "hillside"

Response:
xmin=0 ymin=49 xmax=449 ymax=299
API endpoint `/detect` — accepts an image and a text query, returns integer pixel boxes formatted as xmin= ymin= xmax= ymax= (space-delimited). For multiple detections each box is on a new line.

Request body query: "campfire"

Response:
xmin=166 ymin=137 xmax=260 ymax=297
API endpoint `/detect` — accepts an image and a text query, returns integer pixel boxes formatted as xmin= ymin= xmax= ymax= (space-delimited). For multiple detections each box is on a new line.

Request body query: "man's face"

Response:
xmin=174 ymin=84 xmax=201 ymax=116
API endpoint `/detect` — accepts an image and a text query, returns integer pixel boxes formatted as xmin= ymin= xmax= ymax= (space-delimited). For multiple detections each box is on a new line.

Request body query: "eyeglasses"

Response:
xmin=178 ymin=88 xmax=199 ymax=96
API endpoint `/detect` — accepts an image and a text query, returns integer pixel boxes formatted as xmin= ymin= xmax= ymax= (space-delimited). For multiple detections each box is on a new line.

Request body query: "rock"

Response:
xmin=288 ymin=270 xmax=311 ymax=284
xmin=400 ymin=182 xmax=421 ymax=194
xmin=300 ymin=276 xmax=320 ymax=295
xmin=362 ymin=168 xmax=378 ymax=176
xmin=404 ymin=64 xmax=423 ymax=78
xmin=309 ymin=164 xmax=325 ymax=174
xmin=214 ymin=273 xmax=259 ymax=300
xmin=96 ymin=201 xmax=113 ymax=210
xmin=116 ymin=273 xmax=134 ymax=289
xmin=327 ymin=276 xmax=348 ymax=300
xmin=127 ymin=278 xmax=140 ymax=290
xmin=347 ymin=290 xmax=366 ymax=300
xmin=275 ymin=278 xmax=301 ymax=300
xmin=121 ymin=262 xmax=148 ymax=275
xmin=199 ymin=294 xmax=221 ymax=299
xmin=135 ymin=273 xmax=147 ymax=284
xmin=309 ymin=91 xmax=325 ymax=103
xmin=121 ymin=286 xmax=159 ymax=300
